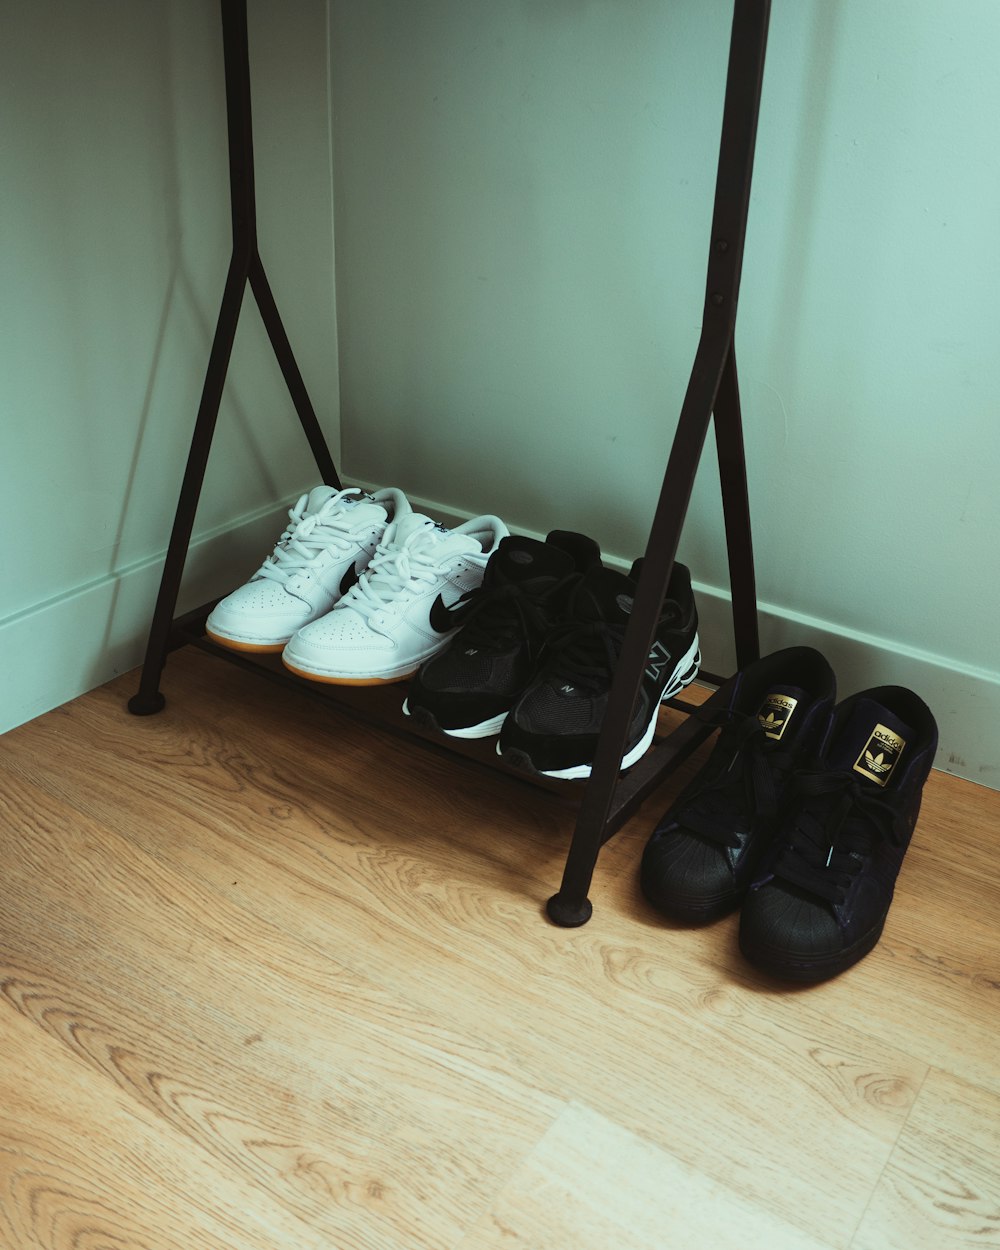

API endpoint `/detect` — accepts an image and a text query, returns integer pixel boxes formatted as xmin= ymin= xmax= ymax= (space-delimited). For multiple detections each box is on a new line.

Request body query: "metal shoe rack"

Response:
xmin=129 ymin=0 xmax=770 ymax=926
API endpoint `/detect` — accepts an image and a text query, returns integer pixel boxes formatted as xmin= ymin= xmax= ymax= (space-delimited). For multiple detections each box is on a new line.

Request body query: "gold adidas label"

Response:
xmin=853 ymin=723 xmax=906 ymax=787
xmin=757 ymin=693 xmax=798 ymax=741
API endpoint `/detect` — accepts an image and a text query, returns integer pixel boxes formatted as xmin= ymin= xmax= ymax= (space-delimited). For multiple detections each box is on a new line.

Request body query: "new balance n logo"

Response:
xmin=645 ymin=640 xmax=674 ymax=683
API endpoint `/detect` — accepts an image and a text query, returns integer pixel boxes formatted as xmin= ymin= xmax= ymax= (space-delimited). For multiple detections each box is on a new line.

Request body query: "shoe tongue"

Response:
xmin=306 ymin=485 xmax=343 ymax=512
xmin=571 ymin=566 xmax=635 ymax=624
xmin=829 ymin=697 xmax=915 ymax=788
xmin=754 ymin=685 xmax=811 ymax=745
xmin=493 ymin=536 xmax=576 ymax=583
xmin=306 ymin=485 xmax=381 ymax=518
xmin=390 ymin=511 xmax=478 ymax=555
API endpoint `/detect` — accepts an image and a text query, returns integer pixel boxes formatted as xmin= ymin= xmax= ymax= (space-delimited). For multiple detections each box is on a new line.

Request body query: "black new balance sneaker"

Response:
xmin=402 ymin=530 xmax=602 ymax=738
xmin=497 ymin=560 xmax=700 ymax=780
xmin=640 ymin=647 xmax=836 ymax=924
xmin=739 ymin=685 xmax=938 ymax=982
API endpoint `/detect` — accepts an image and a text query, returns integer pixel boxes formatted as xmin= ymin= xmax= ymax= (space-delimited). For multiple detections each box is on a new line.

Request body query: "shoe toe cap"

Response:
xmin=291 ymin=609 xmax=391 ymax=655
xmin=640 ymin=827 xmax=739 ymax=921
xmin=207 ymin=583 xmax=312 ymax=642
xmin=283 ymin=610 xmax=404 ymax=681
xmin=740 ymin=883 xmax=843 ymax=960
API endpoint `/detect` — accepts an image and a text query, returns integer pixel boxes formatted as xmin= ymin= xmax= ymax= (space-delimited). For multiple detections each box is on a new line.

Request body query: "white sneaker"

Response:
xmin=281 ymin=511 xmax=510 ymax=684
xmin=206 ymin=485 xmax=410 ymax=653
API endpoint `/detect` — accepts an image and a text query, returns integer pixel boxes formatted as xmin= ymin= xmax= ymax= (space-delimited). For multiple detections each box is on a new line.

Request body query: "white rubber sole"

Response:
xmin=402 ymin=699 xmax=508 ymax=739
xmin=517 ymin=635 xmax=702 ymax=781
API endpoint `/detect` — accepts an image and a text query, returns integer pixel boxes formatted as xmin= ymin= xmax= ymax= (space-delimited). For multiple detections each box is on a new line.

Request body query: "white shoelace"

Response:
xmin=341 ymin=522 xmax=477 ymax=620
xmin=256 ymin=489 xmax=367 ymax=583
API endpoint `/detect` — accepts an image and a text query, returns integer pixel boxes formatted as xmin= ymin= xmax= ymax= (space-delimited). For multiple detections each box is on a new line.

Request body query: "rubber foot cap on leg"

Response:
xmin=546 ymin=892 xmax=593 ymax=927
xmin=128 ymin=691 xmax=166 ymax=716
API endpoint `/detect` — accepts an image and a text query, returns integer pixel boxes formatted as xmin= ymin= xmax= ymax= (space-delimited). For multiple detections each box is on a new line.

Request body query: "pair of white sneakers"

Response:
xmin=206 ymin=485 xmax=509 ymax=685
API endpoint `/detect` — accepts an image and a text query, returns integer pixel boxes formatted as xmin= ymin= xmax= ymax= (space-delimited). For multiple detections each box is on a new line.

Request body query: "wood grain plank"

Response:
xmin=851 ymin=1069 xmax=1000 ymax=1249
xmin=458 ymin=1100 xmax=836 ymax=1250
xmin=0 ymin=762 xmax=558 ymax=1250
xmin=0 ymin=982 xmax=328 ymax=1250
xmin=0 ymin=653 xmax=934 ymax=1248
xmin=604 ymin=753 xmax=1000 ymax=1098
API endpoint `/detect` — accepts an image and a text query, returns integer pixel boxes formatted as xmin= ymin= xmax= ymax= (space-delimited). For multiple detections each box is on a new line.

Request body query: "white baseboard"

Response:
xmin=691 ymin=583 xmax=1000 ymax=791
xmin=0 ymin=498 xmax=297 ymax=737
xmin=7 ymin=479 xmax=997 ymax=795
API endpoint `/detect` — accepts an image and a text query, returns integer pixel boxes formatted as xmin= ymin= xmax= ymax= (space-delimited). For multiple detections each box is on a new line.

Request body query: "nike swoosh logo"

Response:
xmin=339 ymin=563 xmax=360 ymax=596
xmin=429 ymin=592 xmax=476 ymax=633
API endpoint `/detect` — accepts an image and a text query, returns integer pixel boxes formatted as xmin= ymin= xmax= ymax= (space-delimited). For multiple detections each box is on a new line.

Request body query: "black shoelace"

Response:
xmin=541 ymin=619 xmax=626 ymax=695
xmin=540 ymin=589 xmax=688 ymax=697
xmin=671 ymin=713 xmax=794 ymax=848
xmin=455 ymin=575 xmax=577 ymax=654
xmin=770 ymin=771 xmax=904 ymax=905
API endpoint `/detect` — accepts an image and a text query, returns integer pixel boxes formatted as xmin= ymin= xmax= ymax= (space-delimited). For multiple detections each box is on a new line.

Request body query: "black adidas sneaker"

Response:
xmin=640 ymin=647 xmax=836 ymax=924
xmin=497 ymin=560 xmax=700 ymax=780
xmin=739 ymin=685 xmax=938 ymax=982
xmin=402 ymin=531 xmax=602 ymax=738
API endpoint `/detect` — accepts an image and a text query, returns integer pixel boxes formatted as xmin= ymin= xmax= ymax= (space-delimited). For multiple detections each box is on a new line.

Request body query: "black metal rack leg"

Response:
xmin=714 ymin=344 xmax=760 ymax=672
xmin=545 ymin=334 xmax=734 ymax=927
xmin=129 ymin=0 xmax=338 ymax=714
xmin=128 ymin=254 xmax=249 ymax=714
xmin=546 ymin=0 xmax=770 ymax=926
xmin=248 ymin=256 xmax=340 ymax=487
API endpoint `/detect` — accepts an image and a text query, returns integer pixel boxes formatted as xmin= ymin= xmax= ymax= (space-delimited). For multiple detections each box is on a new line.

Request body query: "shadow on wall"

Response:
xmin=682 ymin=1 xmax=843 ymax=610
xmin=98 ymin=0 xmax=291 ymax=676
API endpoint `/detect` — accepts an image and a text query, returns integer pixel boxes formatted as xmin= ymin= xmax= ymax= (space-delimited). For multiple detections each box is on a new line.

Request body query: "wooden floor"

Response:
xmin=1 ymin=647 xmax=998 ymax=1249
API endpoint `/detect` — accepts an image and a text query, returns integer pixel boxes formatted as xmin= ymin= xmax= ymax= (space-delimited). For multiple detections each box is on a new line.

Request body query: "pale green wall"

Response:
xmin=329 ymin=0 xmax=1000 ymax=785
xmin=1 ymin=0 xmax=338 ymax=730
xmin=4 ymin=1 xmax=998 ymax=787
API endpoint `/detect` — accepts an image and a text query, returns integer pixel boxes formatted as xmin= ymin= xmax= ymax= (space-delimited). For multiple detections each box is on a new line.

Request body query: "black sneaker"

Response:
xmin=739 ymin=685 xmax=938 ymax=982
xmin=497 ymin=560 xmax=700 ymax=780
xmin=640 ymin=647 xmax=836 ymax=924
xmin=402 ymin=531 xmax=602 ymax=738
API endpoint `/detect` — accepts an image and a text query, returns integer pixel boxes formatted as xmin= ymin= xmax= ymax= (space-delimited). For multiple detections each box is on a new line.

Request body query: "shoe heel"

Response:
xmin=678 ymin=649 xmax=701 ymax=687
xmin=659 ymin=642 xmax=701 ymax=704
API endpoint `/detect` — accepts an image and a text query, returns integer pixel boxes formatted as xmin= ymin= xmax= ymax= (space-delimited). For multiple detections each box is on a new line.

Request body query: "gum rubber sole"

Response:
xmin=206 ymin=630 xmax=287 ymax=654
xmin=281 ymin=656 xmax=416 ymax=685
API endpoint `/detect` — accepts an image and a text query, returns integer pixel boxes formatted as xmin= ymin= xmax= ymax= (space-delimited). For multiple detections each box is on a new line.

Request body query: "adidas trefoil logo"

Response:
xmin=853 ymin=722 xmax=906 ymax=786
xmin=756 ymin=693 xmax=798 ymax=741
